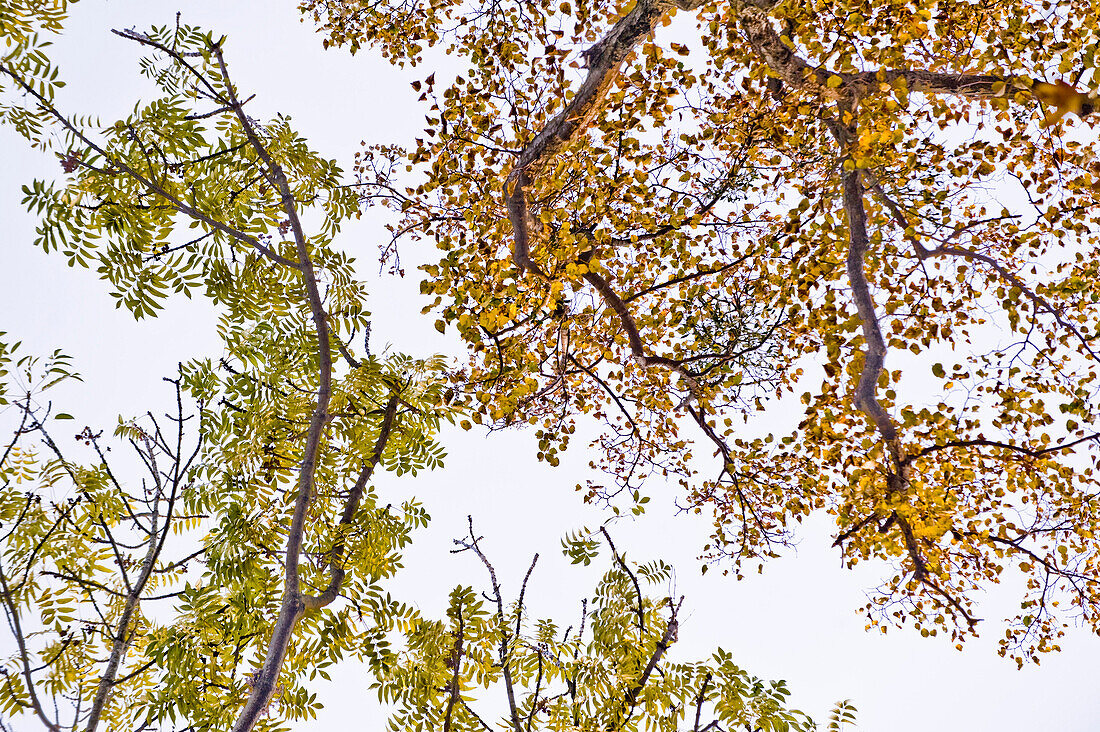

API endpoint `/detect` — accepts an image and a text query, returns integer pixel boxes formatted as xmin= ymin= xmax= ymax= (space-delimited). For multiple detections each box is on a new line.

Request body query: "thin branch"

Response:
xmin=442 ymin=602 xmax=464 ymax=732
xmin=693 ymin=673 xmax=712 ymax=732
xmin=453 ymin=517 xmax=524 ymax=732
xmin=526 ymin=648 xmax=544 ymax=732
xmin=623 ymin=261 xmax=742 ymax=304
xmin=911 ymin=432 xmax=1100 ymax=463
xmin=302 ymin=393 xmax=400 ymax=610
xmin=0 ymin=557 xmax=62 ymax=731
xmin=514 ymin=553 xmax=540 ymax=638
xmin=84 ymin=436 xmax=169 ymax=732
xmin=918 ymin=243 xmax=1100 ymax=364
xmin=599 ymin=527 xmax=645 ymax=636
xmin=621 ymin=602 xmax=680 ymax=725
xmin=0 ymin=63 xmax=301 ymax=270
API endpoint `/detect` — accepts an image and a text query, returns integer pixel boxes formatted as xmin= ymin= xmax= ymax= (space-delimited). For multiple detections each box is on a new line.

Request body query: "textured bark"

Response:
xmin=735 ymin=3 xmax=1098 ymax=112
xmin=84 ymin=482 xmax=160 ymax=732
xmin=506 ymin=0 xmax=707 ymax=274
xmin=304 ymin=393 xmax=399 ymax=610
xmin=839 ymin=169 xmax=898 ymax=447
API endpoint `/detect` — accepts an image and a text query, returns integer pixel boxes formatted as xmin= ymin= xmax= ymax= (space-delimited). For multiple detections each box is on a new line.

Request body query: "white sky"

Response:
xmin=2 ymin=1 xmax=1099 ymax=730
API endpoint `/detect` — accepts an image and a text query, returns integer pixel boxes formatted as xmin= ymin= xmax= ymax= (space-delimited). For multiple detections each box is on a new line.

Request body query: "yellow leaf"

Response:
xmin=1034 ymin=80 xmax=1091 ymax=126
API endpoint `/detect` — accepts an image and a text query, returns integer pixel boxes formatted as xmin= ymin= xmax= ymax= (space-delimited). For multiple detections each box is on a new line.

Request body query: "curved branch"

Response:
xmin=839 ymin=166 xmax=898 ymax=449
xmin=0 ymin=560 xmax=61 ymax=732
xmin=911 ymin=432 xmax=1100 ymax=463
xmin=582 ymin=268 xmax=701 ymax=402
xmin=736 ymin=3 xmax=1097 ymax=115
xmin=919 ymin=243 xmax=1100 ymax=364
xmin=504 ymin=0 xmax=706 ymax=275
xmin=599 ymin=527 xmax=644 ymax=636
xmin=208 ymin=41 xmax=341 ymax=732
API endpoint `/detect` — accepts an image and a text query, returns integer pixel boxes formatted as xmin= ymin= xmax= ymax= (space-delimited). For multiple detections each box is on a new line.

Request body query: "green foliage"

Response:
xmin=1 ymin=19 xmax=454 ymax=732
xmin=827 ymin=700 xmax=858 ymax=731
xmin=0 ymin=344 xmax=203 ymax=730
xmin=18 ymin=25 xmax=360 ymax=321
xmin=562 ymin=528 xmax=602 ymax=566
xmin=0 ymin=0 xmax=72 ymax=146
xmin=0 ymin=334 xmax=79 ymax=407
xmin=374 ymin=529 xmax=823 ymax=732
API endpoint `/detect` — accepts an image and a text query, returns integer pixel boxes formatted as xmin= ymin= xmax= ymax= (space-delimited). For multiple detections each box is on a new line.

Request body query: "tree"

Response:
xmin=0 ymin=9 xmax=836 ymax=732
xmin=305 ymin=0 xmax=1100 ymax=663
xmin=0 ymin=354 xmax=205 ymax=732
xmin=375 ymin=518 xmax=846 ymax=732
xmin=2 ymin=15 xmax=449 ymax=731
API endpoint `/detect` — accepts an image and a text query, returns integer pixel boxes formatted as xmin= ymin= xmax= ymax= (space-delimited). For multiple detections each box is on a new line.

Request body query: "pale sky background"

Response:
xmin=2 ymin=1 xmax=1100 ymax=731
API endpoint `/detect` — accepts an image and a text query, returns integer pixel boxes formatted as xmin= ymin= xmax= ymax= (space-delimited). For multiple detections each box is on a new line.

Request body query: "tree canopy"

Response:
xmin=3 ymin=0 xmax=1100 ymax=728
xmin=0 ymin=6 xmax=838 ymax=732
xmin=305 ymin=0 xmax=1100 ymax=664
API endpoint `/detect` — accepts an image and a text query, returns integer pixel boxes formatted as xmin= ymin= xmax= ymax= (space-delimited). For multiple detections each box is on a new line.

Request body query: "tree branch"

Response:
xmin=302 ymin=392 xmax=400 ymax=610
xmin=205 ymin=41 xmax=341 ymax=732
xmin=504 ymin=0 xmax=707 ymax=275
xmin=0 ymin=560 xmax=61 ymax=732
xmin=599 ymin=527 xmax=645 ymax=636
xmin=442 ymin=602 xmax=464 ymax=732
xmin=0 ymin=62 xmax=301 ymax=270
xmin=735 ymin=3 xmax=1098 ymax=115
xmin=838 ymin=164 xmax=899 ymax=450
xmin=453 ymin=518 xmax=524 ymax=732
xmin=620 ymin=602 xmax=679 ymax=725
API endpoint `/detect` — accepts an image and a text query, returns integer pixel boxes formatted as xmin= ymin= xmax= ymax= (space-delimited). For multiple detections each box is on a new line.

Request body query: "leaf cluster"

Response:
xmin=374 ymin=526 xmax=828 ymax=732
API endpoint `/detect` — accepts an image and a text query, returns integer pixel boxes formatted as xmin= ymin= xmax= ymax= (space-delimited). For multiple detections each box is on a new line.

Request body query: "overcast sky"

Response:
xmin=2 ymin=2 xmax=1099 ymax=730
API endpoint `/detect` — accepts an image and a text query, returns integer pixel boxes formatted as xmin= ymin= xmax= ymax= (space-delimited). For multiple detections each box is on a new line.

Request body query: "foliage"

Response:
xmin=305 ymin=0 xmax=1100 ymax=664
xmin=0 ymin=350 xmax=206 ymax=732
xmin=1 ymin=18 xmax=452 ymax=732
xmin=0 ymin=0 xmax=71 ymax=145
xmin=373 ymin=521 xmax=831 ymax=732
xmin=0 ymin=12 xmax=836 ymax=732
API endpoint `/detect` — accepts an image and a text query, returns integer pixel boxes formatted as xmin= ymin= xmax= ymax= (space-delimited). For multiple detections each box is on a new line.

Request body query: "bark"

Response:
xmin=84 ymin=459 xmax=162 ymax=732
xmin=839 ymin=168 xmax=898 ymax=447
xmin=735 ymin=3 xmax=1098 ymax=112
xmin=304 ymin=394 xmax=399 ymax=609
xmin=0 ymin=563 xmax=60 ymax=732
xmin=505 ymin=0 xmax=707 ymax=274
